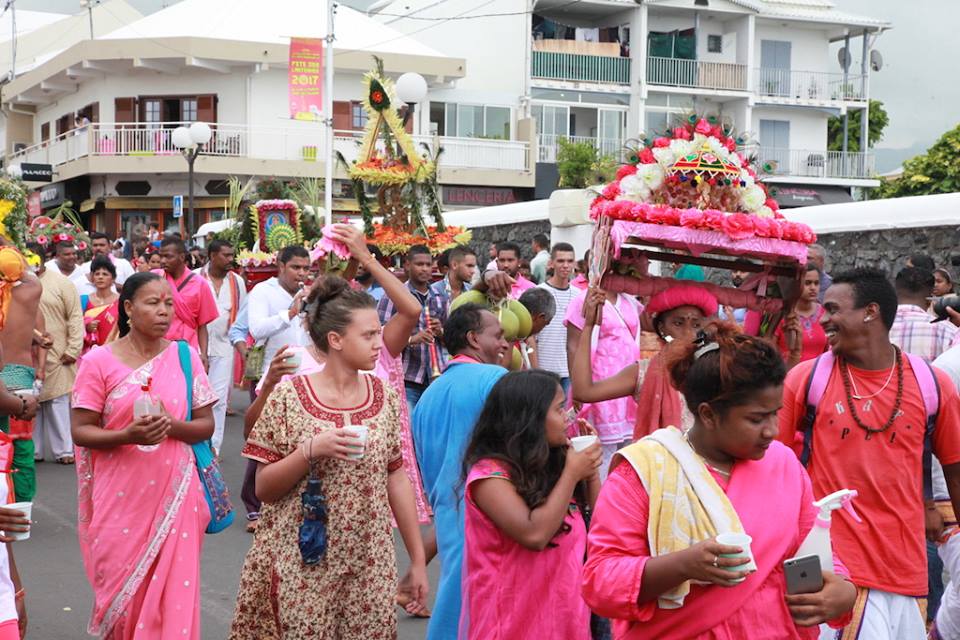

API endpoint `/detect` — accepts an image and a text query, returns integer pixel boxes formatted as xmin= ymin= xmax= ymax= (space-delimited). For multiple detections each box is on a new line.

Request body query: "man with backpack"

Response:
xmin=777 ymin=268 xmax=960 ymax=640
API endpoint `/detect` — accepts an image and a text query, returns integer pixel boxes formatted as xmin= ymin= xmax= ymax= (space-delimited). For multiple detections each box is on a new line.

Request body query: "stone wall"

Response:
xmin=467 ymin=220 xmax=552 ymax=262
xmin=818 ymin=225 xmax=960 ymax=276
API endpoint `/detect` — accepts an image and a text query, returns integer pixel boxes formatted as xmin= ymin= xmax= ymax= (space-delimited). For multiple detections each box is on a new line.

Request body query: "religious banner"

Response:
xmin=288 ymin=37 xmax=323 ymax=121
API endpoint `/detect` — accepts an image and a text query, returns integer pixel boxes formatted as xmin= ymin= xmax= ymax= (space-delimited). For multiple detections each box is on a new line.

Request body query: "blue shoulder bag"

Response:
xmin=177 ymin=340 xmax=235 ymax=533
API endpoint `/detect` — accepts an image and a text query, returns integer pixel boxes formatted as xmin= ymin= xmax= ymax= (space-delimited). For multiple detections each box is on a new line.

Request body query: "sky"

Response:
xmin=19 ymin=0 xmax=955 ymax=172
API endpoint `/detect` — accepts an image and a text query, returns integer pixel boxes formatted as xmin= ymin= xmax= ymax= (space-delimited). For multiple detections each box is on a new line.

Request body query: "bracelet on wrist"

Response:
xmin=14 ymin=588 xmax=23 ymax=600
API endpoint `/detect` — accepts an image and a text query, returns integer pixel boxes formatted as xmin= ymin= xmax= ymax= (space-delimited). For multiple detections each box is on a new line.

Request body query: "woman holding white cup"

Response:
xmin=582 ymin=321 xmax=857 ymax=639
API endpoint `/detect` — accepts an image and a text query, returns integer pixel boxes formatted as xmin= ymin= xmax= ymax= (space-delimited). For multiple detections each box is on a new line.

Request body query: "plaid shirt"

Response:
xmin=890 ymin=304 xmax=960 ymax=363
xmin=377 ymin=281 xmax=448 ymax=386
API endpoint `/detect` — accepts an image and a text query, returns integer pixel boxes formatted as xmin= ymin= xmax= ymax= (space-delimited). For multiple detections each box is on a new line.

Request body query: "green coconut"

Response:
xmin=510 ymin=346 xmax=523 ymax=370
xmin=507 ymin=300 xmax=533 ymax=340
xmin=449 ymin=289 xmax=488 ymax=313
xmin=499 ymin=308 xmax=520 ymax=342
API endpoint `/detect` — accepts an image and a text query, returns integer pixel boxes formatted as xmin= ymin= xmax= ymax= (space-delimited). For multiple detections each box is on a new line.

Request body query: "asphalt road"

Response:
xmin=18 ymin=393 xmax=437 ymax=639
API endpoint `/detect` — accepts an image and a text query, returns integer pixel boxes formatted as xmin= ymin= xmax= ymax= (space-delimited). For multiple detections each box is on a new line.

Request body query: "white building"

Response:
xmin=381 ymin=0 xmax=890 ymax=205
xmin=0 ymin=0 xmax=536 ymax=239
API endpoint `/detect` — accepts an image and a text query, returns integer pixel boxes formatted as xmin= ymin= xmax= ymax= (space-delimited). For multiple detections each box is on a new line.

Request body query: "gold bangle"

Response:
xmin=300 ymin=441 xmax=310 ymax=465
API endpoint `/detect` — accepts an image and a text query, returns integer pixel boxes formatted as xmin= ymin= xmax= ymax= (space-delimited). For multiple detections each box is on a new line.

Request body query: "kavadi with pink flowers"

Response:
xmin=587 ymin=115 xmax=818 ymax=336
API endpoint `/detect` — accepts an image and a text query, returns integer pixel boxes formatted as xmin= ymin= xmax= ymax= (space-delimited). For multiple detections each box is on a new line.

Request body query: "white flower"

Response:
xmin=730 ymin=153 xmax=743 ymax=167
xmin=740 ymin=170 xmax=754 ymax=188
xmin=756 ymin=205 xmax=775 ymax=218
xmin=619 ymin=174 xmax=649 ymax=200
xmin=742 ymin=185 xmax=766 ymax=212
xmin=636 ymin=163 xmax=665 ymax=191
xmin=669 ymin=138 xmax=693 ymax=158
xmin=653 ymin=147 xmax=675 ymax=166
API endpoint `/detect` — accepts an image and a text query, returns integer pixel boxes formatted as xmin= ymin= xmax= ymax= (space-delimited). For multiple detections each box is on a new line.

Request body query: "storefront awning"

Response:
xmin=772 ymin=185 xmax=854 ymax=208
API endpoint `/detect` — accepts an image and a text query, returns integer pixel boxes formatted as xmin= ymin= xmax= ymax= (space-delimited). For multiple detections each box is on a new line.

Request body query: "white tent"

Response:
xmin=193 ymin=219 xmax=237 ymax=245
xmin=784 ymin=193 xmax=960 ymax=235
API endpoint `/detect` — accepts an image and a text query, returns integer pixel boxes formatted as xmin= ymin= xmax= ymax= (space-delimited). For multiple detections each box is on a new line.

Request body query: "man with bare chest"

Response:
xmin=0 ymin=258 xmax=43 ymax=501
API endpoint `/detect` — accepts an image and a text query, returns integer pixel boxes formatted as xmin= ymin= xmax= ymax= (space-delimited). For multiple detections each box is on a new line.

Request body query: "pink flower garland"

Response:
xmin=589 ymin=199 xmax=815 ymax=244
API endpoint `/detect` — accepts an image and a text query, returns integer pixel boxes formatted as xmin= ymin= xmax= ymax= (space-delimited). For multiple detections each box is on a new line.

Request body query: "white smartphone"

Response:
xmin=784 ymin=555 xmax=823 ymax=595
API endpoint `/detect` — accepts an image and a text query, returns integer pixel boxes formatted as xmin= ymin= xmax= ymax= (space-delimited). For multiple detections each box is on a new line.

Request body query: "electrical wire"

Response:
xmin=376 ymin=0 xmax=583 ymax=21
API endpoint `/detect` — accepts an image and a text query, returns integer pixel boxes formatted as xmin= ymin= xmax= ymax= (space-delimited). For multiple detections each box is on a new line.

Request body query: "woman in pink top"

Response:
xmin=460 ymin=369 xmax=602 ymax=640
xmin=581 ymin=322 xmax=856 ymax=639
xmin=565 ymin=288 xmax=641 ymax=477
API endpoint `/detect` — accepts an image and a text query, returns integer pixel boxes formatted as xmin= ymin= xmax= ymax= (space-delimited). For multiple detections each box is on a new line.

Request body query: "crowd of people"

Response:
xmin=0 ymin=224 xmax=956 ymax=639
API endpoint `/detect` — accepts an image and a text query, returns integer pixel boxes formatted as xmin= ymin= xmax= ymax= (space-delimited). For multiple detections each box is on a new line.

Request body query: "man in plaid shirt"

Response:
xmin=890 ymin=266 xmax=959 ymax=363
xmin=378 ymin=244 xmax=447 ymax=412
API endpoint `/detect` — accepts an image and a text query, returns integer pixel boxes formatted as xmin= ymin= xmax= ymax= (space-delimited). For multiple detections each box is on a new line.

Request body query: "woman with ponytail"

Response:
xmin=230 ymin=274 xmax=429 ymax=639
xmin=582 ymin=321 xmax=856 ymax=639
xmin=71 ymin=272 xmax=218 ymax=638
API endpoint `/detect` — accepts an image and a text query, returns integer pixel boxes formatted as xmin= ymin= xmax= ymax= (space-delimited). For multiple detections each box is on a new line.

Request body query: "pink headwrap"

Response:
xmin=645 ymin=283 xmax=719 ymax=318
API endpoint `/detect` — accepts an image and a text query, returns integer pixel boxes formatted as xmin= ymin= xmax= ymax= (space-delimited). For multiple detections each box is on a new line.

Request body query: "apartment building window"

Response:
xmin=430 ymin=102 xmax=511 ymax=139
xmin=182 ymin=99 xmax=198 ymax=122
xmin=707 ymin=35 xmax=722 ymax=53
xmin=143 ymin=99 xmax=162 ymax=123
xmin=351 ymin=102 xmax=368 ymax=129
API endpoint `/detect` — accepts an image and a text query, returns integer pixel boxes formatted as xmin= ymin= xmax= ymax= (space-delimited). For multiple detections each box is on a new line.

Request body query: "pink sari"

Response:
xmin=72 ymin=342 xmax=218 ymax=639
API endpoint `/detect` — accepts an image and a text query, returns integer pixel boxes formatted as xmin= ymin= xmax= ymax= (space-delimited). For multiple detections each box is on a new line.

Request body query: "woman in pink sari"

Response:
xmin=81 ymin=256 xmax=120 ymax=355
xmin=71 ymin=272 xmax=217 ymax=639
xmin=581 ymin=321 xmax=856 ymax=639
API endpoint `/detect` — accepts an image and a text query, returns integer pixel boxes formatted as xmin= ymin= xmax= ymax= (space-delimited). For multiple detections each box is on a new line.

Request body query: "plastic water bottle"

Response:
xmin=793 ymin=489 xmax=861 ymax=573
xmin=133 ymin=377 xmax=163 ymax=452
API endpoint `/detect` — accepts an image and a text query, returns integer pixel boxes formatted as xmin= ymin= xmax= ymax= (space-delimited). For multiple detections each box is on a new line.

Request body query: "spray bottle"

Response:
xmin=133 ymin=377 xmax=162 ymax=418
xmin=794 ymin=489 xmax=861 ymax=572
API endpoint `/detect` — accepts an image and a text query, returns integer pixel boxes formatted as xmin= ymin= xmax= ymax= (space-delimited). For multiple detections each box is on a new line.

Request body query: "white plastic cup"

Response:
xmin=344 ymin=425 xmax=368 ymax=460
xmin=716 ymin=532 xmax=757 ymax=582
xmin=5 ymin=502 xmax=32 ymax=541
xmin=570 ymin=435 xmax=599 ymax=452
xmin=285 ymin=351 xmax=303 ymax=371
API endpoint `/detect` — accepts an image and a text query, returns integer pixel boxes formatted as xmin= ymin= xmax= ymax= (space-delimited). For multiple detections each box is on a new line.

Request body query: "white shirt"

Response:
xmin=536 ymin=281 xmax=579 ymax=377
xmin=932 ymin=345 xmax=960 ymax=500
xmin=45 ymin=260 xmax=94 ymax=296
xmin=77 ymin=255 xmax=135 ymax=286
xmin=247 ymin=277 xmax=307 ymax=375
xmin=198 ymin=267 xmax=247 ymax=359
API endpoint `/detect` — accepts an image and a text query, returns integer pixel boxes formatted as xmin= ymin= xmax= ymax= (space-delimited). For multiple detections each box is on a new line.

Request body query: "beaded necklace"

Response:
xmin=839 ymin=346 xmax=904 ymax=435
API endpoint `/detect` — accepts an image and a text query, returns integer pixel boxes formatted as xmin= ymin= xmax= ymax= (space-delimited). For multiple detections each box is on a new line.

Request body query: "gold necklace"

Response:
xmin=684 ymin=433 xmax=733 ymax=477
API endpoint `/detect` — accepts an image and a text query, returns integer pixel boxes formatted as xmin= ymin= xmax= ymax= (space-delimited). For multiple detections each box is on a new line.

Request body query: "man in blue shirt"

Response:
xmin=411 ymin=304 xmax=509 ymax=640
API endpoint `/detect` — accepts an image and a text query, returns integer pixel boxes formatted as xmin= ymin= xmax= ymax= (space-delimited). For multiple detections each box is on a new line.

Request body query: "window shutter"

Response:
xmin=41 ymin=123 xmax=49 ymax=142
xmin=197 ymin=94 xmax=217 ymax=123
xmin=332 ymin=101 xmax=351 ymax=131
xmin=115 ymin=97 xmax=136 ymax=123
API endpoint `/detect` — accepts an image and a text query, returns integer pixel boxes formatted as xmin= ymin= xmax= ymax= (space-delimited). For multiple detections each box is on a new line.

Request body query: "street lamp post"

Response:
xmin=79 ymin=0 xmax=100 ymax=39
xmin=171 ymin=122 xmax=212 ymax=236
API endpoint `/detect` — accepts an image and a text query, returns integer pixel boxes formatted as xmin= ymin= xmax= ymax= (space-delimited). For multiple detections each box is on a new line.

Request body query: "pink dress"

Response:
xmin=72 ymin=342 xmax=218 ymax=639
xmin=582 ymin=441 xmax=851 ymax=639
xmin=261 ymin=344 xmax=431 ymax=523
xmin=461 ymin=459 xmax=591 ymax=640
xmin=565 ymin=291 xmax=641 ymax=444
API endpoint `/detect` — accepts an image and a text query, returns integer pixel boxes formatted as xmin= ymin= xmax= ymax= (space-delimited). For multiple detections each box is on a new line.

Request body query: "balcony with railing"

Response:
xmin=754 ymin=69 xmax=866 ymax=102
xmin=754 ymin=147 xmax=875 ymax=180
xmin=537 ymin=134 xmax=624 ymax=163
xmin=646 ymin=57 xmax=748 ymax=92
xmin=531 ymin=50 xmax=631 ymax=85
xmin=9 ymin=122 xmax=532 ymax=174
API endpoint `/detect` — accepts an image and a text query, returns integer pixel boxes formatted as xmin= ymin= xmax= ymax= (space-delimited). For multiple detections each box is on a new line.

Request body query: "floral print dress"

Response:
xmin=230 ymin=374 xmax=405 ymax=640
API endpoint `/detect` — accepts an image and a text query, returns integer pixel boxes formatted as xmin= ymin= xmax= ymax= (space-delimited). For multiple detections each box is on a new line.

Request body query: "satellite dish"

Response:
xmin=871 ymin=49 xmax=884 ymax=72
xmin=837 ymin=47 xmax=852 ymax=70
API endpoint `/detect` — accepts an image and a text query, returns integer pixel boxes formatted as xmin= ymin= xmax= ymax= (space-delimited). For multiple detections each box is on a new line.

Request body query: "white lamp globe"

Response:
xmin=5 ymin=165 xmax=22 ymax=179
xmin=189 ymin=121 xmax=212 ymax=145
xmin=395 ymin=72 xmax=428 ymax=104
xmin=171 ymin=126 xmax=193 ymax=149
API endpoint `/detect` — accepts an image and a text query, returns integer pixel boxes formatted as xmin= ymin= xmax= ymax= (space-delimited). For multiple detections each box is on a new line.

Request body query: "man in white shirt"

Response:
xmin=77 ymin=232 xmax=135 ymax=289
xmin=44 ymin=241 xmax=93 ymax=296
xmin=529 ymin=233 xmax=550 ymax=284
xmin=197 ymin=240 xmax=246 ymax=453
xmin=536 ymin=243 xmax=578 ymax=394
xmin=248 ymin=245 xmax=311 ymax=377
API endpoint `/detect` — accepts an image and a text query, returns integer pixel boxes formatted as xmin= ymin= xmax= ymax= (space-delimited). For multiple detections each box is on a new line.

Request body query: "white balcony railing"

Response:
xmin=646 ymin=56 xmax=748 ymax=91
xmin=754 ymin=68 xmax=866 ymax=102
xmin=537 ymin=134 xmax=623 ymax=163
xmin=754 ymin=147 xmax=875 ymax=180
xmin=531 ymin=50 xmax=631 ymax=85
xmin=9 ymin=122 xmax=531 ymax=173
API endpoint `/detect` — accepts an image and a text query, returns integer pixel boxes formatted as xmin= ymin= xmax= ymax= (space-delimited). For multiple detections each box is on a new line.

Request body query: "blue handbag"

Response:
xmin=177 ymin=340 xmax=235 ymax=534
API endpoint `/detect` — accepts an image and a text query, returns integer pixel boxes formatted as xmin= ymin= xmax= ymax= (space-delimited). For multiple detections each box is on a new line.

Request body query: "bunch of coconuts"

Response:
xmin=449 ymin=290 xmax=533 ymax=370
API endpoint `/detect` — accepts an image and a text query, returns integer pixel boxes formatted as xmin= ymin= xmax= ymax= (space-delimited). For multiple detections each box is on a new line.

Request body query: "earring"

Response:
xmin=863 ymin=316 xmax=872 ymax=323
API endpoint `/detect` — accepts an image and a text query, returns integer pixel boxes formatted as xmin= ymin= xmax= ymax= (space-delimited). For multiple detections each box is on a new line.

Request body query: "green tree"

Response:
xmin=556 ymin=138 xmax=599 ymax=188
xmin=827 ymin=99 xmax=889 ymax=153
xmin=875 ymin=123 xmax=960 ymax=199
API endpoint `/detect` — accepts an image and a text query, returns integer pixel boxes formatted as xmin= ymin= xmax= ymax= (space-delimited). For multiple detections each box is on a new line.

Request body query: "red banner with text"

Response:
xmin=288 ymin=38 xmax=323 ymax=121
